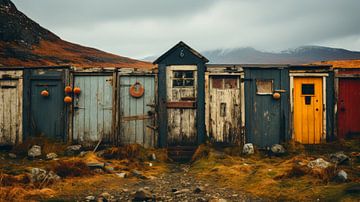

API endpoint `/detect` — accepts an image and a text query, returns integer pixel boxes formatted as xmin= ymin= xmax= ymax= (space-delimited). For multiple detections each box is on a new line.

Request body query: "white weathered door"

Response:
xmin=0 ymin=71 xmax=23 ymax=145
xmin=209 ymin=75 xmax=241 ymax=145
xmin=167 ymin=66 xmax=197 ymax=146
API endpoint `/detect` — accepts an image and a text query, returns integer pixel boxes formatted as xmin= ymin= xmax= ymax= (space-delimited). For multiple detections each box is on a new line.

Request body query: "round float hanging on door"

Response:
xmin=273 ymin=92 xmax=281 ymax=100
xmin=64 ymin=86 xmax=72 ymax=94
xmin=129 ymin=81 xmax=145 ymax=98
xmin=64 ymin=96 xmax=72 ymax=103
xmin=40 ymin=90 xmax=49 ymax=97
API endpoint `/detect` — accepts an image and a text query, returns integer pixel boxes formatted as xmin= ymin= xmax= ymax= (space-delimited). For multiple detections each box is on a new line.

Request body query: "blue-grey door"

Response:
xmin=29 ymin=79 xmax=65 ymax=139
xmin=73 ymin=75 xmax=113 ymax=144
xmin=119 ymin=75 xmax=156 ymax=147
xmin=245 ymin=69 xmax=288 ymax=147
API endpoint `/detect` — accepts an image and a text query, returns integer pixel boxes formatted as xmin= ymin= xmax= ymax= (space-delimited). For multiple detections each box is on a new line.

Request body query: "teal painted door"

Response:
xmin=245 ymin=69 xmax=287 ymax=147
xmin=73 ymin=75 xmax=113 ymax=144
xmin=119 ymin=75 xmax=156 ymax=147
xmin=30 ymin=79 xmax=65 ymax=139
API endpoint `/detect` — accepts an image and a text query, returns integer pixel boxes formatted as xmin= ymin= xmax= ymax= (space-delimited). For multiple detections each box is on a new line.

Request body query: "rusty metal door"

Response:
xmin=338 ymin=78 xmax=360 ymax=138
xmin=0 ymin=71 xmax=23 ymax=145
xmin=73 ymin=75 xmax=113 ymax=144
xmin=166 ymin=66 xmax=197 ymax=146
xmin=119 ymin=75 xmax=156 ymax=147
xmin=27 ymin=73 xmax=65 ymax=140
xmin=209 ymin=75 xmax=241 ymax=145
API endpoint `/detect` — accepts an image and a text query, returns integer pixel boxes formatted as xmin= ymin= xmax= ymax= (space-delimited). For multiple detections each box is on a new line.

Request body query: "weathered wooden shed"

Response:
xmin=334 ymin=67 xmax=360 ymax=139
xmin=289 ymin=65 xmax=334 ymax=144
xmin=243 ymin=65 xmax=290 ymax=147
xmin=205 ymin=64 xmax=245 ymax=146
xmin=70 ymin=68 xmax=116 ymax=146
xmin=117 ymin=68 xmax=157 ymax=148
xmin=23 ymin=66 xmax=70 ymax=141
xmin=154 ymin=41 xmax=208 ymax=148
xmin=0 ymin=67 xmax=23 ymax=145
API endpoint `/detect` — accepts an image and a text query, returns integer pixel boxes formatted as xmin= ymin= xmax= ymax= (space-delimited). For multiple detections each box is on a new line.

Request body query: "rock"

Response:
xmin=174 ymin=188 xmax=190 ymax=195
xmin=98 ymin=192 xmax=113 ymax=201
xmin=210 ymin=198 xmax=228 ymax=202
xmin=336 ymin=170 xmax=348 ymax=182
xmin=28 ymin=145 xmax=41 ymax=158
xmin=30 ymin=168 xmax=60 ymax=183
xmin=79 ymin=151 xmax=89 ymax=157
xmin=330 ymin=152 xmax=349 ymax=165
xmin=46 ymin=152 xmax=58 ymax=160
xmin=132 ymin=169 xmax=148 ymax=179
xmin=307 ymin=158 xmax=331 ymax=169
xmin=197 ymin=197 xmax=207 ymax=202
xmin=242 ymin=143 xmax=254 ymax=155
xmin=194 ymin=186 xmax=204 ymax=193
xmin=171 ymin=188 xmax=177 ymax=192
xmin=85 ymin=195 xmax=95 ymax=201
xmin=271 ymin=144 xmax=286 ymax=154
xmin=116 ymin=172 xmax=127 ymax=178
xmin=65 ymin=144 xmax=82 ymax=156
xmin=8 ymin=153 xmax=16 ymax=159
xmin=151 ymin=153 xmax=156 ymax=161
xmin=133 ymin=188 xmax=153 ymax=200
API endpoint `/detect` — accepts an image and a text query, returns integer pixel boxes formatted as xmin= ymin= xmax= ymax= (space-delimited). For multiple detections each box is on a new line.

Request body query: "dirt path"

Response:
xmin=105 ymin=163 xmax=257 ymax=202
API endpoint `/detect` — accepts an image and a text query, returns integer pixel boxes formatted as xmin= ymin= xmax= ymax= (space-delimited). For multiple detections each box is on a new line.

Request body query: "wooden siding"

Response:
xmin=119 ymin=75 xmax=156 ymax=147
xmin=0 ymin=70 xmax=23 ymax=145
xmin=73 ymin=75 xmax=113 ymax=145
xmin=208 ymin=75 xmax=242 ymax=145
xmin=166 ymin=66 xmax=197 ymax=146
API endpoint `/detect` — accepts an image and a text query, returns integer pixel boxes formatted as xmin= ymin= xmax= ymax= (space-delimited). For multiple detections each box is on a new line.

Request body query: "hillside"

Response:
xmin=0 ymin=0 xmax=152 ymax=68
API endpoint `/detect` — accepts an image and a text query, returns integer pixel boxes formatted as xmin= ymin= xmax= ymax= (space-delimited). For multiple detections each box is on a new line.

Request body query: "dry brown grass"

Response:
xmin=0 ymin=173 xmax=30 ymax=186
xmin=50 ymin=159 xmax=92 ymax=178
xmin=0 ymin=187 xmax=56 ymax=202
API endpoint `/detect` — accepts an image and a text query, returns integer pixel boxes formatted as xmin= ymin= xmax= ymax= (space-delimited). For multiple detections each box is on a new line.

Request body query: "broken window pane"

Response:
xmin=256 ymin=80 xmax=273 ymax=94
xmin=172 ymin=70 xmax=194 ymax=87
xmin=224 ymin=77 xmax=238 ymax=89
xmin=212 ymin=77 xmax=223 ymax=89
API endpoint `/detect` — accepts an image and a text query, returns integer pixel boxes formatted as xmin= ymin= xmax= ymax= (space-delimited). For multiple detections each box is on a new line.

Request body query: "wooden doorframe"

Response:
xmin=289 ymin=73 xmax=328 ymax=142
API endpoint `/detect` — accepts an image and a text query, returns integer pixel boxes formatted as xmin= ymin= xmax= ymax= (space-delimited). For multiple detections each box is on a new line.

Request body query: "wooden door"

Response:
xmin=294 ymin=77 xmax=323 ymax=144
xmin=167 ymin=66 xmax=197 ymax=146
xmin=73 ymin=75 xmax=113 ymax=144
xmin=338 ymin=78 xmax=360 ymax=138
xmin=119 ymin=75 xmax=156 ymax=147
xmin=29 ymin=79 xmax=65 ymax=139
xmin=0 ymin=77 xmax=22 ymax=145
xmin=209 ymin=75 xmax=241 ymax=145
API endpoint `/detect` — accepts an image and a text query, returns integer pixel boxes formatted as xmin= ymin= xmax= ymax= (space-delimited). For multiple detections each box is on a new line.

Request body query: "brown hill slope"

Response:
xmin=0 ymin=0 xmax=152 ymax=68
xmin=315 ymin=60 xmax=360 ymax=68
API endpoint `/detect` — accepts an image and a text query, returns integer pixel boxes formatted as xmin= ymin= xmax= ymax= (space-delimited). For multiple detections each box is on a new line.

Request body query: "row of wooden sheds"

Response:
xmin=0 ymin=41 xmax=359 ymax=148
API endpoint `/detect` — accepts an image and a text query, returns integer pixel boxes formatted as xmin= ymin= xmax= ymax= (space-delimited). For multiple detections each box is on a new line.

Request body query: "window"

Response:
xmin=302 ymin=84 xmax=314 ymax=95
xmin=211 ymin=76 xmax=238 ymax=89
xmin=172 ymin=71 xmax=195 ymax=87
xmin=256 ymin=80 xmax=273 ymax=95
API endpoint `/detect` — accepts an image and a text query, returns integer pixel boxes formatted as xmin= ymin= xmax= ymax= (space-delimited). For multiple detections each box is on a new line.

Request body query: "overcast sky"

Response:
xmin=12 ymin=0 xmax=360 ymax=59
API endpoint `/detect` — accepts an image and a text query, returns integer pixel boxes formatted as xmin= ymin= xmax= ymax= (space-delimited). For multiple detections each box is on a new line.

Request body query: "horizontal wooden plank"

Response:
xmin=121 ymin=114 xmax=151 ymax=122
xmin=167 ymin=101 xmax=196 ymax=109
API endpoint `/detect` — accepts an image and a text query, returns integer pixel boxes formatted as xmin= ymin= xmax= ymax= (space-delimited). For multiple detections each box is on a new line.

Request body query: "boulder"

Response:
xmin=98 ymin=192 xmax=113 ymax=201
xmin=133 ymin=188 xmax=153 ymax=201
xmin=30 ymin=168 xmax=60 ymax=183
xmin=271 ymin=144 xmax=286 ymax=154
xmin=46 ymin=152 xmax=58 ymax=160
xmin=330 ymin=152 xmax=349 ymax=165
xmin=8 ymin=153 xmax=16 ymax=159
xmin=132 ymin=169 xmax=148 ymax=179
xmin=336 ymin=170 xmax=348 ymax=182
xmin=85 ymin=195 xmax=95 ymax=201
xmin=28 ymin=145 xmax=41 ymax=158
xmin=307 ymin=158 xmax=331 ymax=169
xmin=242 ymin=143 xmax=254 ymax=155
xmin=65 ymin=145 xmax=82 ymax=156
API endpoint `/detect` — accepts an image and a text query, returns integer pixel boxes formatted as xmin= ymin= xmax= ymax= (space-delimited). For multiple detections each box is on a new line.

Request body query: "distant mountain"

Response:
xmin=0 ymin=0 xmax=152 ymax=68
xmin=144 ymin=46 xmax=360 ymax=64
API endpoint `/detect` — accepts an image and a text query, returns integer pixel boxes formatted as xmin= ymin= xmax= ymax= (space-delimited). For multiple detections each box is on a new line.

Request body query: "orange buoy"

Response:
xmin=64 ymin=86 xmax=72 ymax=93
xmin=64 ymin=96 xmax=72 ymax=103
xmin=273 ymin=92 xmax=281 ymax=100
xmin=41 ymin=90 xmax=49 ymax=97
xmin=73 ymin=87 xmax=81 ymax=94
xmin=129 ymin=82 xmax=144 ymax=98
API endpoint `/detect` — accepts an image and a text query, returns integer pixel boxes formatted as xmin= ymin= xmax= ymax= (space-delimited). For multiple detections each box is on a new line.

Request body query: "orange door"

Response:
xmin=293 ymin=77 xmax=323 ymax=144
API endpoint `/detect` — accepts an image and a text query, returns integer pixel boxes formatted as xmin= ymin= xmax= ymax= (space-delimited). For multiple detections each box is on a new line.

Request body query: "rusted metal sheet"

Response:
xmin=338 ymin=78 xmax=360 ymax=138
xmin=208 ymin=75 xmax=242 ymax=145
xmin=73 ymin=74 xmax=113 ymax=145
xmin=0 ymin=70 xmax=23 ymax=145
xmin=166 ymin=66 xmax=197 ymax=146
xmin=119 ymin=75 xmax=156 ymax=148
xmin=166 ymin=101 xmax=196 ymax=108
